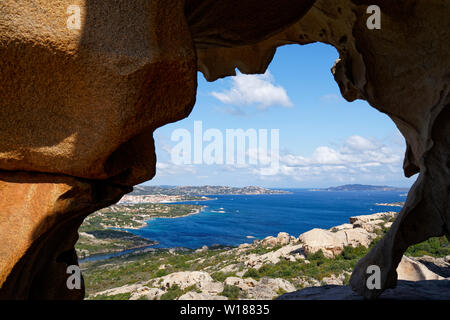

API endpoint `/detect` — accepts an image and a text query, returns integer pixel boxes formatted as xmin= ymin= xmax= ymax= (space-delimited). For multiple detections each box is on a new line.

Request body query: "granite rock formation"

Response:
xmin=0 ymin=0 xmax=449 ymax=299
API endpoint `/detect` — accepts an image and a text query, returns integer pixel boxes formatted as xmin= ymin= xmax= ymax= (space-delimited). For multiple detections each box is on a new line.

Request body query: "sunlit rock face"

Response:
xmin=0 ymin=0 xmax=197 ymax=299
xmin=0 ymin=0 xmax=448 ymax=299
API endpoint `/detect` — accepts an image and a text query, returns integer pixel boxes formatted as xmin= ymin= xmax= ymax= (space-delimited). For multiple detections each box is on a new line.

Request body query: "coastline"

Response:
xmin=79 ymin=199 xmax=406 ymax=261
xmin=81 ymin=206 xmax=449 ymax=300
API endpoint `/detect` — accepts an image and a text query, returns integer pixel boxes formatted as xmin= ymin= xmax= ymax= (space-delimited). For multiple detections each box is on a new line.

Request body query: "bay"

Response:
xmin=127 ymin=188 xmax=405 ymax=249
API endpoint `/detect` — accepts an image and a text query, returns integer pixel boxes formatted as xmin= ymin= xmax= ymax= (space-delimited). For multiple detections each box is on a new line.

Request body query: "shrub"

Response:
xmin=243 ymin=268 xmax=259 ymax=279
xmin=155 ymin=269 xmax=168 ymax=278
xmin=212 ymin=271 xmax=235 ymax=282
xmin=160 ymin=284 xmax=183 ymax=300
xmin=405 ymin=236 xmax=450 ymax=257
xmin=183 ymin=284 xmax=201 ymax=294
xmin=340 ymin=245 xmax=369 ymax=260
xmin=90 ymin=292 xmax=131 ymax=300
xmin=221 ymin=285 xmax=241 ymax=300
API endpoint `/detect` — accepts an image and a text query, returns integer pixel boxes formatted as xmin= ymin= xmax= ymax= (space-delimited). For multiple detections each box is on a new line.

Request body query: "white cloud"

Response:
xmin=155 ymin=161 xmax=197 ymax=176
xmin=342 ymin=135 xmax=378 ymax=151
xmin=211 ymin=71 xmax=293 ymax=109
xmin=270 ymin=135 xmax=405 ymax=182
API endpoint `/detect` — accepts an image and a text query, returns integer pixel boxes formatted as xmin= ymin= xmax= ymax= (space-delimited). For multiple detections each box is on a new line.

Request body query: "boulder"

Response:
xmin=248 ymin=278 xmax=296 ymax=299
xmin=275 ymin=232 xmax=292 ymax=246
xmin=349 ymin=212 xmax=397 ymax=224
xmin=299 ymin=228 xmax=374 ymax=258
xmin=329 ymin=224 xmax=353 ymax=232
xmin=224 ymin=277 xmax=257 ymax=291
xmin=155 ymin=271 xmax=223 ymax=295
xmin=397 ymin=256 xmax=445 ymax=281
xmin=261 ymin=236 xmax=278 ymax=247
xmin=242 ymin=244 xmax=304 ymax=269
xmin=130 ymin=287 xmax=164 ymax=300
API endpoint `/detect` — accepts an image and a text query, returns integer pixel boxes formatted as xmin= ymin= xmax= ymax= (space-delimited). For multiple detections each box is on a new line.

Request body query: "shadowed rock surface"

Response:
xmin=0 ymin=0 xmax=449 ymax=299
xmin=277 ymin=280 xmax=450 ymax=300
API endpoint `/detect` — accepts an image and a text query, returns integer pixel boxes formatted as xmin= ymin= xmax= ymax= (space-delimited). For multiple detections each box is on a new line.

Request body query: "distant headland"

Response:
xmin=129 ymin=185 xmax=292 ymax=196
xmin=309 ymin=184 xmax=409 ymax=192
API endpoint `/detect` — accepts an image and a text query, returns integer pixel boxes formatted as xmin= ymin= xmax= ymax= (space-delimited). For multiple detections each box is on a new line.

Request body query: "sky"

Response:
xmin=145 ymin=43 xmax=417 ymax=188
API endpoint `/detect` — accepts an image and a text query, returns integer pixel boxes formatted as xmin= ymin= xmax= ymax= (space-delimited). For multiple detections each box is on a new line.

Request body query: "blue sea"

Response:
xmin=127 ymin=189 xmax=406 ymax=249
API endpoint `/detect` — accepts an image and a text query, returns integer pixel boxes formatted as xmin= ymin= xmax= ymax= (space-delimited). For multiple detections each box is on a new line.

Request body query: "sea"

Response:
xmin=81 ymin=189 xmax=406 ymax=262
xmin=131 ymin=189 xmax=405 ymax=248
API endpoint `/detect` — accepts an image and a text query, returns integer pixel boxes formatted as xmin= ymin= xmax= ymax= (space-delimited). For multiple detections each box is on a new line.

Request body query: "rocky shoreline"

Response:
xmin=76 ymin=203 xmax=206 ymax=258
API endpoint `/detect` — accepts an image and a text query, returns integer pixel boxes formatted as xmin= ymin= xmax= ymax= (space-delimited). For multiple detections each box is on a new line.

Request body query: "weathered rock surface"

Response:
xmin=178 ymin=292 xmax=228 ymax=300
xmin=1 ymin=0 xmax=449 ymax=300
xmin=224 ymin=277 xmax=257 ymax=291
xmin=412 ymin=255 xmax=450 ymax=278
xmin=153 ymin=271 xmax=224 ymax=295
xmin=130 ymin=287 xmax=164 ymax=300
xmin=193 ymin=0 xmax=450 ymax=299
xmin=242 ymin=243 xmax=304 ymax=269
xmin=247 ymin=278 xmax=296 ymax=300
xmin=300 ymin=228 xmax=375 ymax=258
xmin=0 ymin=171 xmax=129 ymax=299
xmin=397 ymin=256 xmax=445 ymax=281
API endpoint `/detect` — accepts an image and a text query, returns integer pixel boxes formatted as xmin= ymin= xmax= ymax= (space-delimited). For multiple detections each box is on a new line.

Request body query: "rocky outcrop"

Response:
xmin=397 ymin=256 xmax=445 ymax=281
xmin=297 ymin=211 xmax=395 ymax=258
xmin=1 ymin=0 xmax=449 ymax=299
xmin=299 ymin=228 xmax=374 ymax=258
xmin=152 ymin=271 xmax=224 ymax=295
xmin=1 ymin=0 xmax=196 ymax=299
xmin=0 ymin=171 xmax=129 ymax=299
xmin=191 ymin=0 xmax=450 ymax=299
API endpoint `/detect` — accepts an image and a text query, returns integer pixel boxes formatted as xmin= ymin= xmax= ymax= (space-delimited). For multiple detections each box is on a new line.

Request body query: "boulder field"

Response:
xmin=0 ymin=0 xmax=449 ymax=299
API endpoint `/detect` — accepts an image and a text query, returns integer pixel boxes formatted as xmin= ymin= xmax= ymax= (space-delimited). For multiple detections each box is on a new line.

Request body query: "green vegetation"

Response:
xmin=75 ymin=203 xmax=204 ymax=257
xmin=221 ymin=285 xmax=241 ymax=300
xmin=243 ymin=242 xmax=379 ymax=283
xmin=82 ymin=247 xmax=233 ymax=296
xmin=89 ymin=292 xmax=132 ymax=300
xmin=160 ymin=284 xmax=183 ymax=300
xmin=79 ymin=203 xmax=449 ymax=301
xmin=76 ymin=229 xmax=156 ymax=258
xmin=80 ymin=203 xmax=204 ymax=232
xmin=212 ymin=271 xmax=236 ymax=282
